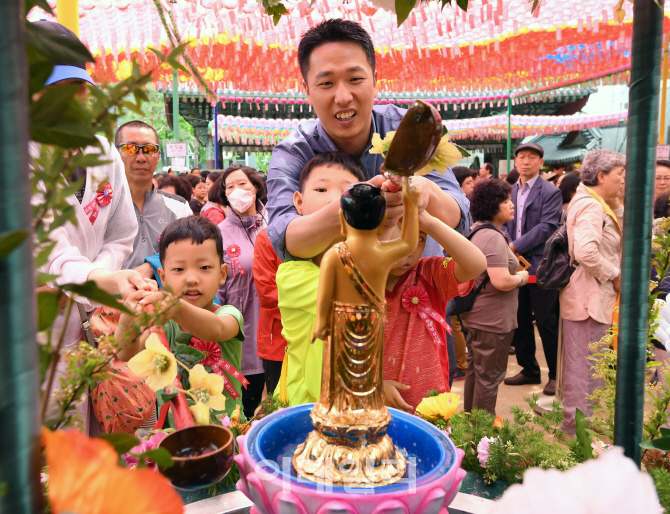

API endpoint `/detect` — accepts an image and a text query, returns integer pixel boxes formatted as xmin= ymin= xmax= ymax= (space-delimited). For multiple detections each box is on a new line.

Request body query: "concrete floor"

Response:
xmin=451 ymin=327 xmax=551 ymax=421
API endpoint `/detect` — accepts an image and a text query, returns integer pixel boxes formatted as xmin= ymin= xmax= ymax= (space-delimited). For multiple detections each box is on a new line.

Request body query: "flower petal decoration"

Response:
xmin=128 ymin=333 xmax=178 ymax=391
xmin=190 ymin=402 xmax=212 ymax=425
xmin=42 ymin=428 xmax=183 ymax=514
xmin=416 ymin=392 xmax=460 ymax=420
xmin=477 ymin=436 xmax=496 ymax=469
xmin=416 ymin=136 xmax=466 ymax=176
xmin=188 ymin=364 xmax=227 ymax=411
xmin=369 ymin=131 xmax=396 ymax=157
xmin=401 ymin=286 xmax=430 ymax=313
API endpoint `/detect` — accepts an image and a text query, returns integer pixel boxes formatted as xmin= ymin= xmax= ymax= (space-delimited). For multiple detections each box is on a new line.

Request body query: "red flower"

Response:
xmin=96 ymin=182 xmax=113 ymax=207
xmin=191 ymin=339 xmax=222 ymax=367
xmin=226 ymin=244 xmax=241 ymax=257
xmin=402 ymin=286 xmax=429 ymax=313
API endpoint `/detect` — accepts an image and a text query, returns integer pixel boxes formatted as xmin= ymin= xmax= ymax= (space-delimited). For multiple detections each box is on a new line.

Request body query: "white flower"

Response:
xmin=491 ymin=448 xmax=661 ymax=514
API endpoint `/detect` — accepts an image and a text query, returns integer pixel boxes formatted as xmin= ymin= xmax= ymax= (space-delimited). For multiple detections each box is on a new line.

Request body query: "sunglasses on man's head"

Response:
xmin=117 ymin=143 xmax=160 ymax=156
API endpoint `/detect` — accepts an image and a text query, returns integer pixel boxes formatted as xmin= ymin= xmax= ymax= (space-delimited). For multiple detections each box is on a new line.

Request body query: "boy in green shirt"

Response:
xmin=275 ymin=152 xmax=367 ymax=405
xmin=117 ymin=216 xmax=245 ymax=417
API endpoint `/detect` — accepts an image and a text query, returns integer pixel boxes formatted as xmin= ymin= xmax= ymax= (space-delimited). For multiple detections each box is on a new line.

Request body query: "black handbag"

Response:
xmin=536 ymin=210 xmax=580 ymax=290
xmin=449 ymin=223 xmax=501 ymax=316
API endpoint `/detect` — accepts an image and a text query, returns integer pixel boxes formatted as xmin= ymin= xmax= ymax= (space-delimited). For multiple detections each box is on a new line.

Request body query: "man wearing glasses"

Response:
xmin=115 ymin=121 xmax=192 ymax=272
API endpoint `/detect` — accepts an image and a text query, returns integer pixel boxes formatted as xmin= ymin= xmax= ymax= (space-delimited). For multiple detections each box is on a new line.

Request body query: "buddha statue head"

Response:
xmin=340 ymin=183 xmax=387 ymax=235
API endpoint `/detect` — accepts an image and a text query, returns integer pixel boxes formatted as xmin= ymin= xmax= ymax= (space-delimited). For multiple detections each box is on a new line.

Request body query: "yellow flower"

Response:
xmin=188 ymin=364 xmax=226 ymax=412
xmin=127 ymin=334 xmax=177 ymax=391
xmin=190 ymin=402 xmax=211 ymax=425
xmin=369 ymin=131 xmax=396 ymax=157
xmin=416 ymin=136 xmax=467 ymax=176
xmin=416 ymin=392 xmax=460 ymax=420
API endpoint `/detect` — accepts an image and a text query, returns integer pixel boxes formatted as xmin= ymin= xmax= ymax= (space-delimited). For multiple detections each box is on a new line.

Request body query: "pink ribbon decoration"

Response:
xmin=83 ymin=181 xmax=113 ymax=225
xmin=402 ymin=286 xmax=452 ymax=347
xmin=226 ymin=244 xmax=246 ymax=277
xmin=190 ymin=337 xmax=249 ymax=400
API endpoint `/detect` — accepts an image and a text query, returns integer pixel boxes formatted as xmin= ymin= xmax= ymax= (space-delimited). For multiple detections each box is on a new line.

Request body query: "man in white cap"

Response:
xmin=33 ymin=20 xmax=148 ymax=349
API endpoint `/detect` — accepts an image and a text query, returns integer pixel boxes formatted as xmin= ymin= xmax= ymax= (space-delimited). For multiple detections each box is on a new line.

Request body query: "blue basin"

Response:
xmin=245 ymin=404 xmax=456 ymax=493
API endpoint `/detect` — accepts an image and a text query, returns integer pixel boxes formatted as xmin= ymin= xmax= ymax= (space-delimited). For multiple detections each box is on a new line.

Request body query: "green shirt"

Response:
xmin=163 ymin=305 xmax=245 ymax=416
xmin=274 ymin=260 xmax=322 ymax=405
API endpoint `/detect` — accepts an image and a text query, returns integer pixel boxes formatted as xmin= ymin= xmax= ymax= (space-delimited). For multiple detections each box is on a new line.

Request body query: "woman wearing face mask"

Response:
xmin=217 ymin=164 xmax=268 ymax=419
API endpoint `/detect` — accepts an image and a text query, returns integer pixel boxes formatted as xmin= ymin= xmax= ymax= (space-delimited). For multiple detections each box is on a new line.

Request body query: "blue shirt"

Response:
xmin=515 ymin=174 xmax=541 ymax=240
xmin=266 ymin=104 xmax=471 ymax=261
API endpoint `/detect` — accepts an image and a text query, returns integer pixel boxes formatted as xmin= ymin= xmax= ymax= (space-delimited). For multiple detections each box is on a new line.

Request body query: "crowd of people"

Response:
xmin=39 ymin=17 xmax=650 ymax=438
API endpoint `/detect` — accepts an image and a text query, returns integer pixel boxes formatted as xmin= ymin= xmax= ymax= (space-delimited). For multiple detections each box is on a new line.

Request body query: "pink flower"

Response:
xmin=477 ymin=436 xmax=496 ymax=469
xmin=123 ymin=432 xmax=168 ymax=468
xmin=221 ymin=415 xmax=231 ymax=427
xmin=591 ymin=437 xmax=612 ymax=458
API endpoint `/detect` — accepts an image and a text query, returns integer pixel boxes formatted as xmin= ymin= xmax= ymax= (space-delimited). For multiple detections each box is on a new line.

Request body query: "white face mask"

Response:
xmin=227 ymin=188 xmax=256 ymax=213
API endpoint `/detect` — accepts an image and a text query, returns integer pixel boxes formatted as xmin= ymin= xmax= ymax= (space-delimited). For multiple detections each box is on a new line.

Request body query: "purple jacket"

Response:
xmin=217 ymin=202 xmax=268 ymax=376
xmin=503 ymin=177 xmax=562 ymax=274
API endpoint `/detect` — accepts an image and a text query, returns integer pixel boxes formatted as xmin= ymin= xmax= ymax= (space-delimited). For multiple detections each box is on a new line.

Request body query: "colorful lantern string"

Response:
xmin=209 ymin=111 xmax=628 ymax=147
xmin=27 ymin=0 xmax=670 ymax=93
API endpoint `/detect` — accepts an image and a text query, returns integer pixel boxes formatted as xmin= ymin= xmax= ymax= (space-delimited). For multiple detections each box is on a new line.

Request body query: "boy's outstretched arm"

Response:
xmin=380 ymin=177 xmax=421 ymax=266
xmin=138 ymin=291 xmax=240 ymax=343
xmin=115 ymin=289 xmax=153 ymax=361
xmin=420 ymin=211 xmax=487 ymax=283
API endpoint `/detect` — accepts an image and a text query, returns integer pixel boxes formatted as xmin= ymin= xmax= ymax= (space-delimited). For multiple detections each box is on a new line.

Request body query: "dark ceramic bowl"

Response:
xmin=159 ymin=425 xmax=235 ymax=491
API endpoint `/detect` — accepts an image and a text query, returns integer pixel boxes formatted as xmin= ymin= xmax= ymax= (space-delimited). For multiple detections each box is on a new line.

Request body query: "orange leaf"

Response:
xmin=42 ymin=428 xmax=183 ymax=514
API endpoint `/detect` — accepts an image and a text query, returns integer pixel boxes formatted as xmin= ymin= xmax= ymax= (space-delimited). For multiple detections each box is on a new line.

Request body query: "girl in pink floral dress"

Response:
xmin=383 ymin=211 xmax=486 ymax=411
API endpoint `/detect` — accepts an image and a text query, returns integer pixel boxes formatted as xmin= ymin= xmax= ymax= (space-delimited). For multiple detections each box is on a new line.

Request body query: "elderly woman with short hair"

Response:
xmin=461 ymin=179 xmax=529 ymax=415
xmin=560 ymin=149 xmax=625 ymax=435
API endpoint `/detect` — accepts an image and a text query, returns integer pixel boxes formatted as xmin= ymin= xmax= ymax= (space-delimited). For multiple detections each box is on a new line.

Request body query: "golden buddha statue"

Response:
xmin=293 ymin=178 xmax=421 ymax=487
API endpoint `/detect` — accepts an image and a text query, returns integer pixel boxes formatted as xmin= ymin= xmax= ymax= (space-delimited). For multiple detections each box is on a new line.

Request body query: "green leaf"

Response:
xmin=142 ymin=448 xmax=174 ymax=468
xmin=25 ymin=21 xmax=94 ymax=65
xmin=660 ymin=427 xmax=670 ymax=438
xmin=531 ymin=0 xmax=539 ymax=12
xmin=49 ymin=205 xmax=76 ymax=232
xmin=38 ymin=341 xmax=54 ymax=384
xmin=28 ymin=60 xmax=55 ymax=98
xmin=37 ymin=273 xmax=59 ymax=286
xmin=455 ymin=0 xmax=468 ymax=11
xmin=120 ymin=100 xmax=146 ymax=116
xmin=575 ymin=408 xmax=592 ymax=460
xmin=159 ymin=389 xmax=178 ymax=405
xmin=454 ymin=143 xmax=471 ymax=158
xmin=25 ymin=0 xmax=54 ymax=15
xmin=174 ymin=343 xmax=206 ymax=364
xmin=70 ymin=152 xmax=111 ymax=168
xmin=37 ymin=291 xmax=61 ymax=332
xmin=35 ymin=241 xmax=57 ymax=268
xmin=32 ymin=122 xmax=100 ymax=149
xmin=148 ymin=48 xmax=167 ymax=61
xmin=641 ymin=437 xmax=670 ymax=452
xmin=24 ymin=0 xmax=54 ymax=16
xmin=98 ymin=433 xmax=141 ymax=455
xmin=395 ymin=0 xmax=415 ymax=26
xmin=29 ymin=86 xmax=98 ymax=148
xmin=165 ymin=42 xmax=190 ymax=73
xmin=59 ymin=281 xmax=130 ymax=314
xmin=0 ymin=230 xmax=28 ymax=258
